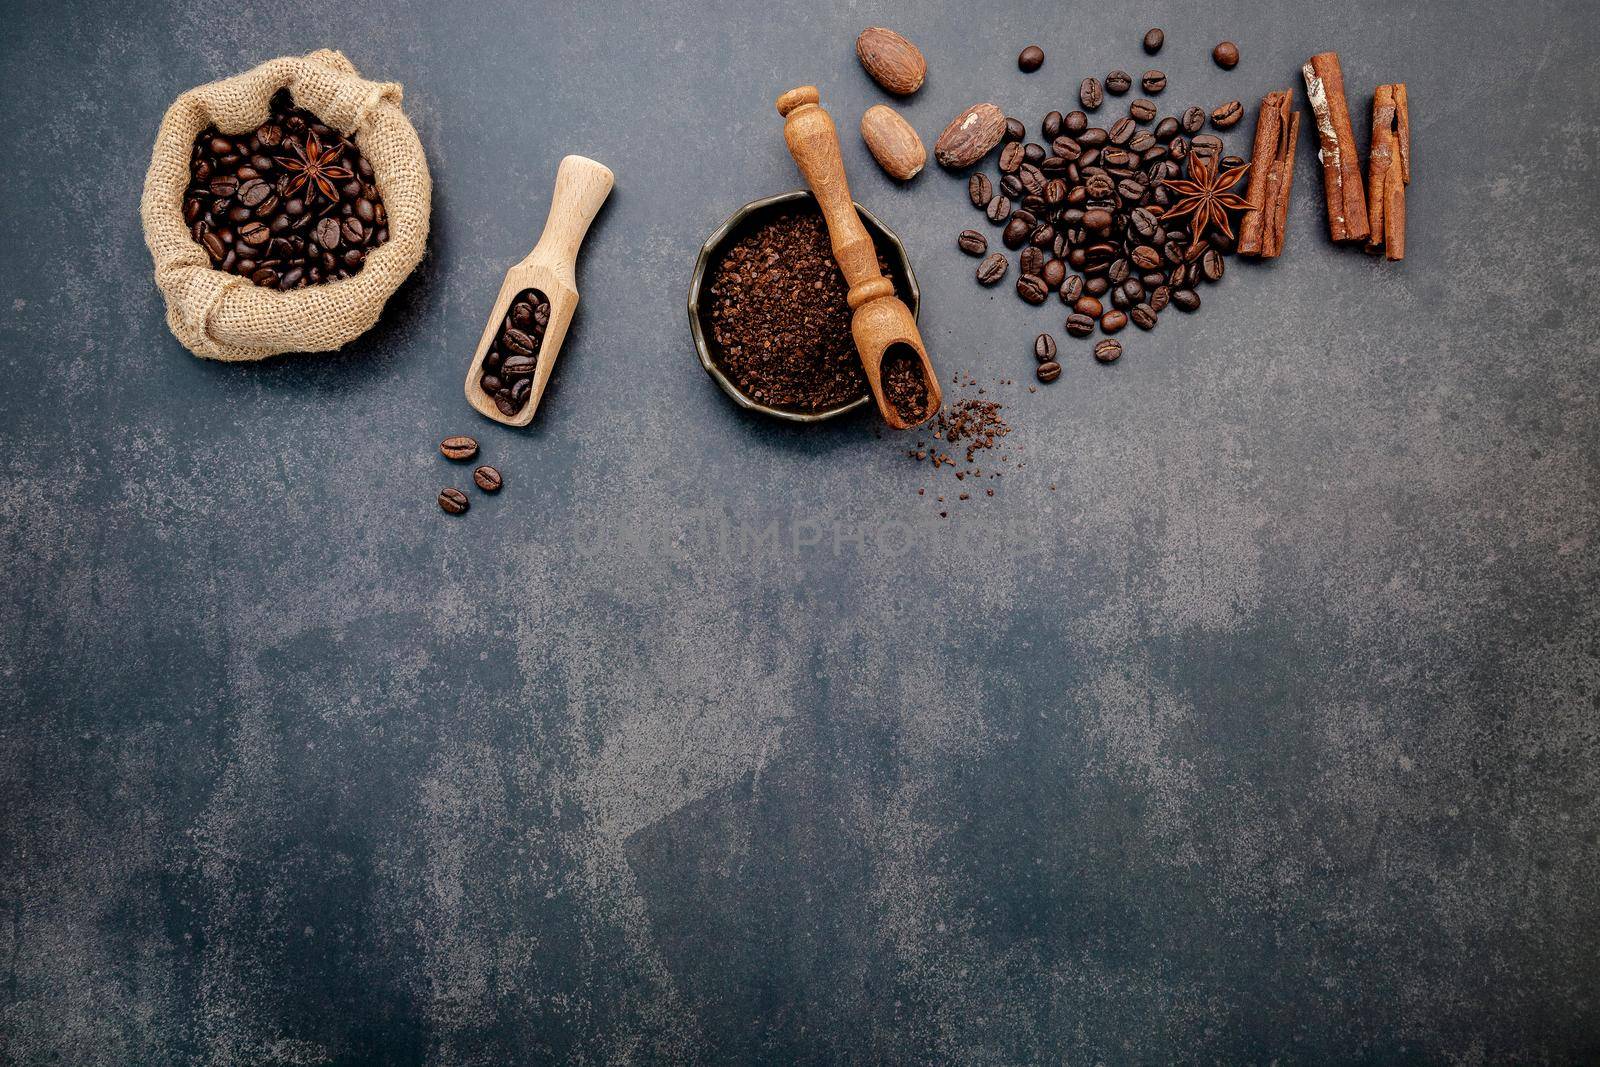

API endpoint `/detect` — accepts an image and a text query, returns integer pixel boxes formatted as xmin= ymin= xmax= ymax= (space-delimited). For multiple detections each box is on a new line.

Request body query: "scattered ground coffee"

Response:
xmin=184 ymin=90 xmax=388 ymax=289
xmin=478 ymin=289 xmax=552 ymax=416
xmin=705 ymin=208 xmax=898 ymax=413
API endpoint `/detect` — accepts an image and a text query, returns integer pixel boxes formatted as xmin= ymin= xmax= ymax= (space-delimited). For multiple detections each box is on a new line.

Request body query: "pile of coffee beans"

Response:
xmin=184 ymin=90 xmax=388 ymax=290
xmin=477 ymin=289 xmax=552 ymax=417
xmin=437 ymin=435 xmax=503 ymax=516
xmin=705 ymin=207 xmax=905 ymax=414
xmin=956 ymin=36 xmax=1244 ymax=383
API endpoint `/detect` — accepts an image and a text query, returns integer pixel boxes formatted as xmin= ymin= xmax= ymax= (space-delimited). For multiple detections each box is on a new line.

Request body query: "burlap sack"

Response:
xmin=141 ymin=49 xmax=431 ymax=361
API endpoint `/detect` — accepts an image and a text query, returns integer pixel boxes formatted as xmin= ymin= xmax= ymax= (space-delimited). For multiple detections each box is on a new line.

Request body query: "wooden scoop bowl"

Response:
xmin=776 ymin=86 xmax=940 ymax=429
xmin=464 ymin=154 xmax=614 ymax=426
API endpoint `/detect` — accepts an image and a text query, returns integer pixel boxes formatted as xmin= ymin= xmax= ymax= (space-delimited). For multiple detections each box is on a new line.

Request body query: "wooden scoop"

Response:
xmin=776 ymin=86 xmax=940 ymax=429
xmin=464 ymin=155 xmax=614 ymax=426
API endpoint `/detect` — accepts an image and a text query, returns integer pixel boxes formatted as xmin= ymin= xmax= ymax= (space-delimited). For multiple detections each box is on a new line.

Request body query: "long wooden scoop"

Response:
xmin=465 ymin=155 xmax=614 ymax=426
xmin=776 ymin=86 xmax=940 ymax=429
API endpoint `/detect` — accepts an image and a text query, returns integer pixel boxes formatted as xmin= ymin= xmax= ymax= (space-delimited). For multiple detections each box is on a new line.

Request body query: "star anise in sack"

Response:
xmin=275 ymin=133 xmax=354 ymax=203
xmin=1160 ymin=155 xmax=1251 ymax=251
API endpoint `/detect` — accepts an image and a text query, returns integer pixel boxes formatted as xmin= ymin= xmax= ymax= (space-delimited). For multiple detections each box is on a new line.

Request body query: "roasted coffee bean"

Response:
xmin=1016 ymin=274 xmax=1050 ymax=304
xmin=476 ymin=289 xmax=551 ymax=414
xmin=499 ymin=355 xmax=537 ymax=378
xmin=1078 ymin=127 xmax=1109 ymax=148
xmin=1192 ymin=133 xmax=1224 ymax=157
xmin=238 ymin=221 xmax=269 ymax=246
xmin=1100 ymin=309 xmax=1128 ymax=333
xmin=969 ymin=172 xmax=993 ymax=207
xmin=1029 ymin=223 xmax=1055 ymax=248
xmin=250 ymin=267 xmax=279 ymax=287
xmin=1130 ymin=303 xmax=1157 ymax=330
xmin=1171 ymin=288 xmax=1201 ymax=311
xmin=1100 ymin=146 xmax=1133 ymax=168
xmin=1108 ymin=117 xmax=1136 ymax=145
xmin=1019 ymin=246 xmax=1045 ymax=276
xmin=1064 ymin=110 xmax=1088 ymax=134
xmin=1000 ymin=173 xmax=1024 ymax=197
xmin=1110 ymin=286 xmax=1131 ymax=310
xmin=438 ymin=488 xmax=469 ymax=515
xmin=1019 ymin=163 xmax=1046 ymax=195
xmin=1080 ymin=77 xmax=1103 ymax=110
xmin=1094 ymin=337 xmax=1124 ymax=363
xmin=1169 ymin=136 xmax=1189 ymax=161
xmin=1154 ymin=116 xmax=1181 ymax=142
xmin=1117 ymin=178 xmax=1146 ymax=201
xmin=1181 ymin=106 xmax=1207 ymax=135
xmin=237 ymin=178 xmax=271 ymax=206
xmin=1003 ymin=217 xmax=1030 ymax=248
xmin=976 ymin=253 xmax=1008 ymax=285
xmin=313 ymin=216 xmax=341 ymax=249
xmin=1036 ymin=360 xmax=1062 ymax=383
xmin=1221 ymin=154 xmax=1247 ymax=170
xmin=1059 ymin=274 xmax=1084 ymax=303
xmin=1129 ymin=99 xmax=1158 ymax=123
xmin=1033 ymin=332 xmax=1058 ymax=362
xmin=201 ymin=232 xmax=226 ymax=260
xmin=1143 ymin=28 xmax=1164 ymax=54
xmin=1128 ymin=131 xmax=1157 ymax=153
xmin=1212 ymin=100 xmax=1244 ymax=129
xmin=1105 ymin=70 xmax=1132 ymax=95
xmin=1142 ymin=70 xmax=1167 ymax=93
xmin=1201 ymin=248 xmax=1225 ymax=281
xmin=1041 ymin=110 xmax=1063 ymax=139
xmin=1074 ymin=296 xmax=1104 ymax=318
xmin=1043 ymin=177 xmax=1068 ymax=204
xmin=986 ymin=195 xmax=1011 ymax=223
xmin=1131 ymin=245 xmax=1162 ymax=270
xmin=1050 ymin=136 xmax=1082 ymax=162
xmin=1149 ymin=285 xmax=1171 ymax=312
xmin=1065 ymin=313 xmax=1096 ymax=337
xmin=999 ymin=141 xmax=1024 ymax=173
xmin=1041 ymin=258 xmax=1067 ymax=288
xmin=472 ymin=465 xmax=503 ymax=493
xmin=510 ymin=378 xmax=532 ymax=406
xmin=1107 ymin=258 xmax=1131 ymax=285
xmin=1010 ymin=207 xmax=1038 ymax=227
xmin=1085 ymin=276 xmax=1110 ymax=296
xmin=440 ymin=435 xmax=479 ymax=461
xmin=958 ymin=230 xmax=988 ymax=256
xmin=1003 ymin=117 xmax=1026 ymax=142
xmin=1213 ymin=41 xmax=1240 ymax=69
xmin=1018 ymin=44 xmax=1045 ymax=71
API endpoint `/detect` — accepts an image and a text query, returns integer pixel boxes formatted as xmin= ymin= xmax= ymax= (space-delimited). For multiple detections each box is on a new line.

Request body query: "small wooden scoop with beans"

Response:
xmin=776 ymin=86 xmax=940 ymax=429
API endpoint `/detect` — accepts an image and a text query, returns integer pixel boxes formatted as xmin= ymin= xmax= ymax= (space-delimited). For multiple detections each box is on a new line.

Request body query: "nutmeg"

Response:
xmin=855 ymin=27 xmax=926 ymax=96
xmin=860 ymin=105 xmax=925 ymax=181
xmin=933 ymin=103 xmax=1005 ymax=170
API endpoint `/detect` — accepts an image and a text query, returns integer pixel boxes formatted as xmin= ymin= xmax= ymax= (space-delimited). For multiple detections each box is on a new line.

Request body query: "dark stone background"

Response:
xmin=3 ymin=1 xmax=1597 ymax=1063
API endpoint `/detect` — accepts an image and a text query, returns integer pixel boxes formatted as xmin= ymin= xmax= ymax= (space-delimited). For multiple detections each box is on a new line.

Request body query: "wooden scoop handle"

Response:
xmin=526 ymin=155 xmax=615 ymax=282
xmin=776 ymin=86 xmax=938 ymax=428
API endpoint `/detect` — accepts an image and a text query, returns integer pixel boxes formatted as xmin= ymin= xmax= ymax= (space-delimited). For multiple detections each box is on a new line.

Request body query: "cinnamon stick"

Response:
xmin=1365 ymin=83 xmax=1410 ymax=260
xmin=1238 ymin=90 xmax=1301 ymax=258
xmin=1302 ymin=52 xmax=1369 ymax=243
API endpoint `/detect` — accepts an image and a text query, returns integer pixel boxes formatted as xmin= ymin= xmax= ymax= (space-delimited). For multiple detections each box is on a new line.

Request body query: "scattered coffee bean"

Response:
xmin=1065 ymin=313 xmax=1096 ymax=337
xmin=986 ymin=195 xmax=1011 ymax=223
xmin=1105 ymin=70 xmax=1132 ymax=95
xmin=1212 ymin=100 xmax=1244 ymax=129
xmin=1213 ymin=41 xmax=1240 ymax=69
xmin=977 ymin=253 xmax=1009 ymax=285
xmin=438 ymin=488 xmax=470 ymax=515
xmin=958 ymin=230 xmax=988 ymax=255
xmin=1003 ymin=217 xmax=1030 ymax=248
xmin=1101 ymin=309 xmax=1128 ymax=333
xmin=440 ymin=435 xmax=478 ymax=461
xmin=1036 ymin=360 xmax=1062 ymax=383
xmin=1059 ymin=275 xmax=1084 ymax=303
xmin=1003 ymin=117 xmax=1026 ymax=142
xmin=1141 ymin=70 xmax=1167 ymax=93
xmin=1064 ymin=110 xmax=1088 ymax=134
xmin=1094 ymin=338 xmax=1123 ymax=363
xmin=1018 ymin=44 xmax=1045 ymax=72
xmin=1016 ymin=274 xmax=1049 ymax=304
xmin=1171 ymin=288 xmax=1201 ymax=311
xmin=472 ymin=465 xmax=503 ymax=492
xmin=1020 ymin=246 xmax=1045 ymax=276
xmin=185 ymin=89 xmax=387 ymax=290
xmin=1130 ymin=303 xmax=1157 ymax=330
xmin=968 ymin=173 xmax=993 ymax=207
xmin=1041 ymin=111 xmax=1063 ymax=139
xmin=1080 ymin=78 xmax=1103 ymax=110
xmin=1034 ymin=332 xmax=1058 ymax=362
xmin=999 ymin=141 xmax=1024 ymax=173
xmin=1042 ymin=258 xmax=1066 ymax=288
xmin=1130 ymin=99 xmax=1157 ymax=123
xmin=1182 ymin=106 xmax=1207 ymax=134
xmin=1201 ymin=248 xmax=1225 ymax=281
xmin=1143 ymin=28 xmax=1164 ymax=54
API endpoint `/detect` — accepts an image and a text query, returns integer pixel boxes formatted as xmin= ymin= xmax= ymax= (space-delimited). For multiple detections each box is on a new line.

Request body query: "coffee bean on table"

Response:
xmin=1003 ymin=117 xmax=1026 ymax=141
xmin=977 ymin=253 xmax=1008 ymax=285
xmin=1130 ymin=303 xmax=1157 ymax=330
xmin=1003 ymin=217 xmax=1030 ymax=248
xmin=438 ymin=488 xmax=469 ymax=515
xmin=472 ymin=465 xmax=503 ymax=492
xmin=1101 ymin=309 xmax=1128 ymax=333
xmin=986 ymin=195 xmax=1011 ymax=222
xmin=1064 ymin=110 xmax=1088 ymax=134
xmin=1108 ymin=117 xmax=1136 ymax=145
xmin=440 ymin=435 xmax=478 ymax=461
xmin=1142 ymin=70 xmax=1167 ymax=93
xmin=1171 ymin=288 xmax=1201 ymax=311
xmin=1042 ymin=258 xmax=1066 ymax=288
xmin=1074 ymin=296 xmax=1104 ymax=318
xmin=968 ymin=173 xmax=993 ymax=207
xmin=1212 ymin=101 xmax=1244 ymax=129
xmin=1059 ymin=275 xmax=1084 ymax=303
xmin=1018 ymin=44 xmax=1045 ymax=71
xmin=958 ymin=229 xmax=988 ymax=255
xmin=1034 ymin=333 xmax=1058 ymax=362
xmin=1080 ymin=78 xmax=1103 ymax=110
xmin=1094 ymin=338 xmax=1124 ymax=363
xmin=1041 ymin=111 xmax=1063 ymax=139
xmin=999 ymin=141 xmax=1024 ymax=173
xmin=1143 ymin=28 xmax=1164 ymax=54
xmin=1036 ymin=360 xmax=1062 ymax=383
xmin=1213 ymin=41 xmax=1240 ymax=69
xmin=1105 ymin=70 xmax=1132 ymax=95
xmin=1182 ymin=106 xmax=1206 ymax=134
xmin=1016 ymin=274 xmax=1049 ymax=304
xmin=1154 ymin=116 xmax=1181 ymax=142
xmin=1130 ymin=99 xmax=1157 ymax=123
xmin=1201 ymin=248 xmax=1225 ymax=281
xmin=1065 ymin=313 xmax=1096 ymax=337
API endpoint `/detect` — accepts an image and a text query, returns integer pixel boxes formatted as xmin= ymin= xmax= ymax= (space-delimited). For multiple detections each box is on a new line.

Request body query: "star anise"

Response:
xmin=1160 ymin=155 xmax=1252 ymax=251
xmin=275 ymin=133 xmax=354 ymax=203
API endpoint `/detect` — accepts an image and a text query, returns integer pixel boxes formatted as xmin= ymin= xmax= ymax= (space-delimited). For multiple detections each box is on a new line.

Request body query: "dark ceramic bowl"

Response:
xmin=688 ymin=190 xmax=920 ymax=423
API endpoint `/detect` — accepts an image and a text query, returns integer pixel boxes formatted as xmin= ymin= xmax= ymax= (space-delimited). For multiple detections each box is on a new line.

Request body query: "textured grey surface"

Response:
xmin=3 ymin=0 xmax=1598 ymax=1063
